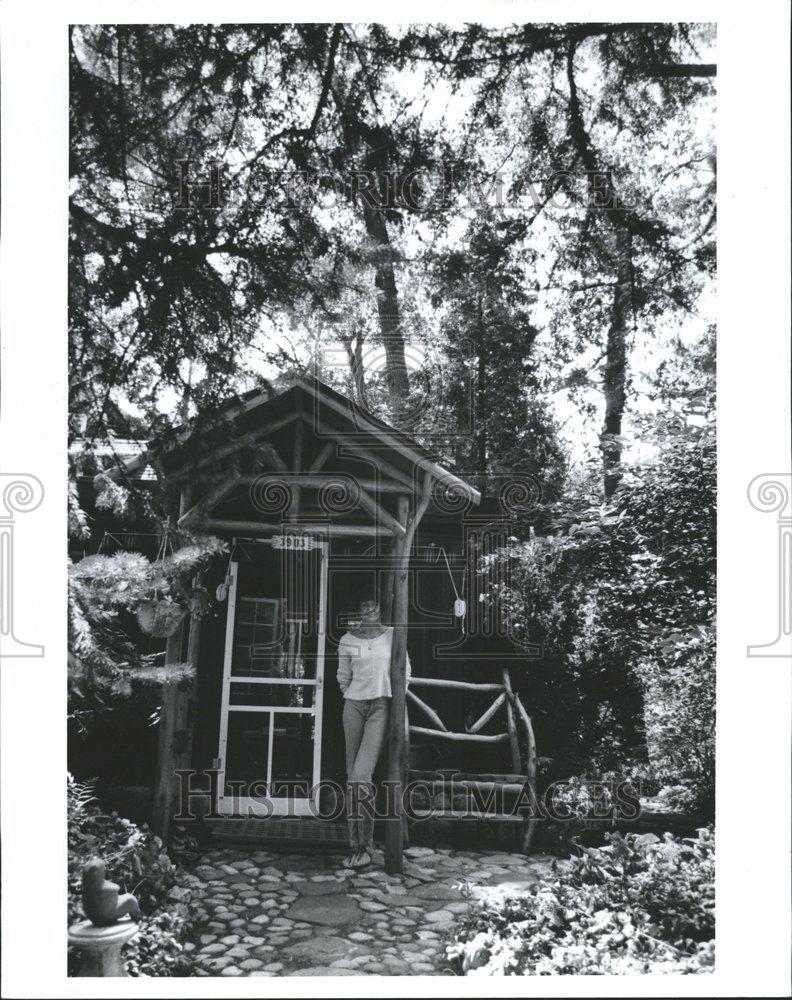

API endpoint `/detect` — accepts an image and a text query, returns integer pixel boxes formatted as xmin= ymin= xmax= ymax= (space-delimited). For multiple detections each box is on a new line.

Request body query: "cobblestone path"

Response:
xmin=177 ymin=844 xmax=556 ymax=976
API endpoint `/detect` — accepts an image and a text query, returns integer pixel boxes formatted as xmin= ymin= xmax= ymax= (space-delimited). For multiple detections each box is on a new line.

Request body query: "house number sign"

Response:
xmin=271 ymin=533 xmax=320 ymax=551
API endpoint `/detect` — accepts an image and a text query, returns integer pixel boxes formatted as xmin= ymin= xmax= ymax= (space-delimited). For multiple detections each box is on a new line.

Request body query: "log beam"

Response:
xmin=308 ymin=439 xmax=334 ymax=472
xmin=407 ymin=688 xmax=448 ymax=731
xmin=191 ymin=472 xmax=405 ymax=538
xmin=467 ymin=691 xmax=506 ymax=733
xmin=501 ymin=667 xmax=523 ymax=776
xmin=354 ymin=485 xmax=406 ymax=538
xmin=168 ymin=414 xmax=294 ymax=478
xmin=410 ymin=725 xmax=509 ymax=744
xmin=409 ymin=676 xmax=504 ymax=694
xmin=205 ymin=519 xmax=391 ymax=537
xmin=332 ymin=438 xmax=417 ymax=493
xmin=218 ymin=473 xmax=408 ymax=494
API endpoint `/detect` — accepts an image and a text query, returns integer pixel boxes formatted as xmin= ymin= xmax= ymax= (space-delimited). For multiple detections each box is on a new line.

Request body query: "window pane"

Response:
xmin=224 ymin=711 xmax=270 ymax=798
xmin=270 ymin=713 xmax=315 ymax=799
xmin=233 ymin=597 xmax=281 ymax=676
xmin=229 ymin=682 xmax=315 ymax=709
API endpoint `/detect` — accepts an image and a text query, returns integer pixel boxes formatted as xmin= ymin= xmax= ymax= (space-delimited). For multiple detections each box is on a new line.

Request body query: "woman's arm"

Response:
xmin=337 ymin=638 xmax=352 ymax=693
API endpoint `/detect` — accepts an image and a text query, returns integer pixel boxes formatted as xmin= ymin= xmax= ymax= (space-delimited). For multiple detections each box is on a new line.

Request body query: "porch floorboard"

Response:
xmin=204 ymin=816 xmax=348 ymax=849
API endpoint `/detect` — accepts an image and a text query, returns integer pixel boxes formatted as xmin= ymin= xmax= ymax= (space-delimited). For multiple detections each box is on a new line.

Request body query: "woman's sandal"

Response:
xmin=351 ymin=849 xmax=372 ymax=869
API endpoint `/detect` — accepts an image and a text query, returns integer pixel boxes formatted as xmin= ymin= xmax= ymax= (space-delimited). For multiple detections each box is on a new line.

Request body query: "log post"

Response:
xmin=152 ymin=633 xmax=183 ymax=841
xmin=514 ymin=693 xmax=539 ymax=854
xmin=152 ymin=489 xmax=203 ymax=842
xmin=151 ymin=580 xmax=204 ymax=842
xmin=501 ymin=667 xmax=523 ymax=776
xmin=385 ymin=475 xmax=432 ymax=874
xmin=381 ymin=533 xmax=398 ymax=623
xmin=385 ymin=496 xmax=409 ymax=874
xmin=402 ymin=692 xmax=411 ymax=849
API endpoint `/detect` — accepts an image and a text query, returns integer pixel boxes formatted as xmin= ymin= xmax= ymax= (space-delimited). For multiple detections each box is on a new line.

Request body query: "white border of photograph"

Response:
xmin=0 ymin=1 xmax=789 ymax=997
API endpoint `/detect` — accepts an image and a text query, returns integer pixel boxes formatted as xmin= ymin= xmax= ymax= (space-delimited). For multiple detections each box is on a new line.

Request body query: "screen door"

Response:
xmin=216 ymin=536 xmax=327 ymax=817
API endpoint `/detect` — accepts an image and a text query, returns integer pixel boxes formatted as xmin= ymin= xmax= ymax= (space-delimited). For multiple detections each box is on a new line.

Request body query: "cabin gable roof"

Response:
xmin=146 ymin=378 xmax=480 ymax=508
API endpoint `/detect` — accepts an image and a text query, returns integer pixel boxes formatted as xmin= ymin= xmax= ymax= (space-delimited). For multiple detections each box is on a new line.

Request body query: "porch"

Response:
xmin=147 ymin=378 xmax=538 ymax=871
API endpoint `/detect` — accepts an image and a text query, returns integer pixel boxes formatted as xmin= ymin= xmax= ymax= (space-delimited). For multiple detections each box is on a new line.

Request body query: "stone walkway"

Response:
xmin=175 ymin=843 xmax=557 ymax=976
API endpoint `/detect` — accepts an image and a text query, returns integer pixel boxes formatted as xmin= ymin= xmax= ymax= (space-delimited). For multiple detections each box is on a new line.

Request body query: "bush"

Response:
xmin=68 ymin=774 xmax=193 ymax=977
xmin=448 ymin=828 xmax=714 ymax=975
xmin=541 ymin=770 xmax=644 ymax=854
xmin=479 ymin=395 xmax=715 ymax=813
xmin=638 ymin=625 xmax=715 ymax=814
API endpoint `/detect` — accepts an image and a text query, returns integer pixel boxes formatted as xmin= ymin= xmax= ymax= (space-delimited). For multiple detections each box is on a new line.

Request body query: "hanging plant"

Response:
xmin=137 ymin=598 xmax=187 ymax=638
xmin=137 ymin=518 xmax=188 ymax=638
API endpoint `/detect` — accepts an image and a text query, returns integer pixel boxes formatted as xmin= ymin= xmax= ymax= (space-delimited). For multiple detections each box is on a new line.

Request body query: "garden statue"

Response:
xmin=81 ymin=858 xmax=141 ymax=926
xmin=69 ymin=859 xmax=140 ymax=976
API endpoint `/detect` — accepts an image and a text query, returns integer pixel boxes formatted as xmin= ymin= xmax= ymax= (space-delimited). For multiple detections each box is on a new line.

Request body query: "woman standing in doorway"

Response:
xmin=337 ymin=597 xmax=410 ymax=868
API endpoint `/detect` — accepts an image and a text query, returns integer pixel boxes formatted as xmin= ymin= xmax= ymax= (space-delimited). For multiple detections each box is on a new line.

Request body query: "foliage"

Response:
xmin=481 ymin=334 xmax=715 ymax=811
xmin=69 ymin=23 xmax=449 ymax=432
xmin=67 ymin=774 xmax=192 ymax=976
xmin=448 ymin=828 xmax=714 ymax=975
xmin=67 ymin=774 xmax=177 ymax=914
xmin=123 ymin=910 xmax=193 ymax=978
xmin=68 ymin=528 xmax=226 ymax=704
xmin=428 ymin=209 xmax=567 ymax=503
xmin=69 ymin=24 xmax=714 ymax=446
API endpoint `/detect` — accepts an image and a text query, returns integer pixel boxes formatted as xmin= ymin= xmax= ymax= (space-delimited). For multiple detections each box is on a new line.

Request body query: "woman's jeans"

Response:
xmin=343 ymin=697 xmax=390 ymax=852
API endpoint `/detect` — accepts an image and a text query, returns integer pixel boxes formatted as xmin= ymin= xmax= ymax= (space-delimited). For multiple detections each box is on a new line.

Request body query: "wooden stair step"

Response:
xmin=410 ymin=769 xmax=526 ymax=784
xmin=408 ymin=777 xmax=526 ymax=795
xmin=410 ymin=808 xmax=524 ymax=823
xmin=203 ymin=816 xmax=348 ymax=848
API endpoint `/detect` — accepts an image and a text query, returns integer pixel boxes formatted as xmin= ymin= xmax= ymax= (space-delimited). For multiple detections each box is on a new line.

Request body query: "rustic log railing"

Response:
xmin=404 ymin=668 xmax=538 ymax=853
xmin=407 ymin=688 xmax=448 ymax=731
xmin=468 ymin=692 xmax=506 ymax=733
xmin=410 ymin=725 xmax=510 ymax=743
xmin=409 ymin=677 xmax=503 ymax=693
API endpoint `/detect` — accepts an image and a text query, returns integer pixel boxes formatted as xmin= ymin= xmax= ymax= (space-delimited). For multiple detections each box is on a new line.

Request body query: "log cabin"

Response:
xmin=84 ymin=378 xmax=538 ymax=873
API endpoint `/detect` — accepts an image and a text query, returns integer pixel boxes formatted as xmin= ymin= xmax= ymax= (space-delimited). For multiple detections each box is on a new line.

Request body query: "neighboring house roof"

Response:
xmin=70 ymin=437 xmax=157 ymax=481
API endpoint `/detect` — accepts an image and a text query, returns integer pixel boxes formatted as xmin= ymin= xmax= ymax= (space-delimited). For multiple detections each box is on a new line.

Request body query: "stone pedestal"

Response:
xmin=68 ymin=916 xmax=138 ymax=976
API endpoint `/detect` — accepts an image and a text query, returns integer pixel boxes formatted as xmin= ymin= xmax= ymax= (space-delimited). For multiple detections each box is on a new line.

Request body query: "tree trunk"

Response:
xmin=600 ymin=228 xmax=632 ymax=499
xmin=475 ymin=294 xmax=488 ymax=492
xmin=340 ymin=328 xmax=368 ymax=407
xmin=362 ymin=205 xmax=409 ymax=408
xmin=566 ymin=45 xmax=635 ymax=501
